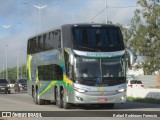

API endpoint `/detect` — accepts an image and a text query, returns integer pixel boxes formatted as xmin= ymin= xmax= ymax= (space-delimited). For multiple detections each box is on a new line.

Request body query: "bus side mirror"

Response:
xmin=125 ymin=48 xmax=136 ymax=68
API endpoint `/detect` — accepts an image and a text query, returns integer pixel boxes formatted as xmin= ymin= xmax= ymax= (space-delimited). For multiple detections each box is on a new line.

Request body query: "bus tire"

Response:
xmin=62 ymin=89 xmax=71 ymax=109
xmin=33 ymin=89 xmax=38 ymax=104
xmin=55 ymin=87 xmax=63 ymax=108
xmin=37 ymin=95 xmax=44 ymax=105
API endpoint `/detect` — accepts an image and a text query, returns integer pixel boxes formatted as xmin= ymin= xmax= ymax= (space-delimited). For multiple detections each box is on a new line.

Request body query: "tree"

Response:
xmin=123 ymin=0 xmax=160 ymax=74
xmin=0 ymin=65 xmax=27 ymax=83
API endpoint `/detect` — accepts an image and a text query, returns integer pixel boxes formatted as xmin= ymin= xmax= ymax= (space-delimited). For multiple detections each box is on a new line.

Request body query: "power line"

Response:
xmin=88 ymin=5 xmax=138 ymax=23
xmin=108 ymin=5 xmax=138 ymax=8
xmin=88 ymin=8 xmax=105 ymax=23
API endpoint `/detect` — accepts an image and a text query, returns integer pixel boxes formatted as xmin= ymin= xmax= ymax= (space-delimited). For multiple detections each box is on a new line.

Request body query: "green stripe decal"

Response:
xmin=38 ymin=81 xmax=73 ymax=96
xmin=38 ymin=81 xmax=52 ymax=94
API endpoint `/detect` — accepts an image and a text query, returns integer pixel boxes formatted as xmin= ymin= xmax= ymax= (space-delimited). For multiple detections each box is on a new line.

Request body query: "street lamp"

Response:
xmin=1 ymin=25 xmax=12 ymax=29
xmin=33 ymin=4 xmax=47 ymax=33
xmin=17 ymin=54 xmax=19 ymax=80
xmin=5 ymin=45 xmax=8 ymax=82
xmin=23 ymin=2 xmax=47 ymax=33
xmin=105 ymin=0 xmax=108 ymax=23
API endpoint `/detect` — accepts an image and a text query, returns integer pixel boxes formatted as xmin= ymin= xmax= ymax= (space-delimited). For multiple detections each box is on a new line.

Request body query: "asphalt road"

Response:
xmin=0 ymin=91 xmax=160 ymax=120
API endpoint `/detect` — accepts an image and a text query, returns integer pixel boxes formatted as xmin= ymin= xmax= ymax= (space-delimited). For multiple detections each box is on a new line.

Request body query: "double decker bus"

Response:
xmin=27 ymin=24 xmax=134 ymax=109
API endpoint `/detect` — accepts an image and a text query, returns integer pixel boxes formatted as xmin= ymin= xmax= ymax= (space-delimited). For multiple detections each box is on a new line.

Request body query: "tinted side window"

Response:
xmin=52 ymin=30 xmax=61 ymax=49
xmin=27 ymin=30 xmax=61 ymax=54
xmin=38 ymin=64 xmax=63 ymax=80
xmin=0 ymin=79 xmax=8 ymax=83
xmin=136 ymin=81 xmax=142 ymax=84
xmin=46 ymin=32 xmax=54 ymax=50
xmin=28 ymin=37 xmax=37 ymax=54
xmin=37 ymin=35 xmax=43 ymax=52
xmin=27 ymin=40 xmax=31 ymax=54
xmin=64 ymin=50 xmax=69 ymax=77
xmin=130 ymin=80 xmax=136 ymax=84
xmin=45 ymin=30 xmax=61 ymax=50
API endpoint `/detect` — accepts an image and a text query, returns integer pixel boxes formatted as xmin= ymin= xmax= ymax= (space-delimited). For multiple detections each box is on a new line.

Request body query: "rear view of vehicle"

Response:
xmin=15 ymin=79 xmax=27 ymax=92
xmin=127 ymin=80 xmax=144 ymax=89
xmin=0 ymin=79 xmax=11 ymax=94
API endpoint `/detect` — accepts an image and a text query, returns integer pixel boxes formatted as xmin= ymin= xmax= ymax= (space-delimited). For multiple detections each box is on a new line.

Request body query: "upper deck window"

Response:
xmin=72 ymin=26 xmax=124 ymax=52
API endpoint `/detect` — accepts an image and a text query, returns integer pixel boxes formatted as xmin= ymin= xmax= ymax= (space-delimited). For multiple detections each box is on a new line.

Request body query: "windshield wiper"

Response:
xmin=78 ymin=46 xmax=100 ymax=51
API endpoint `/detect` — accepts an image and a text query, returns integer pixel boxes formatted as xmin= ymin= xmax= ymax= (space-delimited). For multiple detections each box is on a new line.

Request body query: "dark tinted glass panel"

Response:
xmin=136 ymin=81 xmax=142 ymax=84
xmin=27 ymin=30 xmax=61 ymax=54
xmin=37 ymin=35 xmax=43 ymax=52
xmin=19 ymin=79 xmax=27 ymax=83
xmin=46 ymin=32 xmax=54 ymax=50
xmin=28 ymin=37 xmax=37 ymax=54
xmin=38 ymin=64 xmax=63 ymax=80
xmin=130 ymin=80 xmax=136 ymax=84
xmin=64 ymin=50 xmax=69 ymax=77
xmin=0 ymin=79 xmax=8 ymax=83
xmin=73 ymin=27 xmax=124 ymax=52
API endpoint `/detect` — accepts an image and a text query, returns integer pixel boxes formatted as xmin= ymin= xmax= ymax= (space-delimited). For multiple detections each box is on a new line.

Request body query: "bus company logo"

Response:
xmin=2 ymin=112 xmax=11 ymax=117
xmin=99 ymin=87 xmax=105 ymax=95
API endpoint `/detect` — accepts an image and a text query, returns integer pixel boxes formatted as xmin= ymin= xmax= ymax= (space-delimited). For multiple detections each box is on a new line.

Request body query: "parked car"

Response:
xmin=14 ymin=79 xmax=27 ymax=92
xmin=127 ymin=80 xmax=144 ymax=89
xmin=0 ymin=78 xmax=11 ymax=94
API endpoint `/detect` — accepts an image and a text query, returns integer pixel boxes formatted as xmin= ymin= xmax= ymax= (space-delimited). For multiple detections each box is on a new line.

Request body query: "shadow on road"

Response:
xmin=2 ymin=91 xmax=160 ymax=110
xmin=68 ymin=102 xmax=160 ymax=110
xmin=38 ymin=102 xmax=160 ymax=110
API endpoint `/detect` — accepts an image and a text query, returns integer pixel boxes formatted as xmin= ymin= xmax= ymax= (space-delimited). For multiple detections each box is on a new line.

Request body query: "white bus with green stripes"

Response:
xmin=27 ymin=23 xmax=134 ymax=109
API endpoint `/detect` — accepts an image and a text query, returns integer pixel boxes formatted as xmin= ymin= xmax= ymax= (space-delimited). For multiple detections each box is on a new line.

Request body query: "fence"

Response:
xmin=135 ymin=75 xmax=158 ymax=88
xmin=127 ymin=88 xmax=160 ymax=99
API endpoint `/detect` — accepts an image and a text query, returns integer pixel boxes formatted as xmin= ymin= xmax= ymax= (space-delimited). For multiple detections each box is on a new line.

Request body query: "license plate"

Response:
xmin=98 ymin=98 xmax=107 ymax=102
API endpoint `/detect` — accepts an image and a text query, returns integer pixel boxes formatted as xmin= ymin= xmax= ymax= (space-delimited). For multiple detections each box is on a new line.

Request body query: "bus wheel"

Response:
xmin=33 ymin=89 xmax=38 ymax=104
xmin=62 ymin=89 xmax=71 ymax=109
xmin=37 ymin=94 xmax=44 ymax=105
xmin=55 ymin=88 xmax=63 ymax=108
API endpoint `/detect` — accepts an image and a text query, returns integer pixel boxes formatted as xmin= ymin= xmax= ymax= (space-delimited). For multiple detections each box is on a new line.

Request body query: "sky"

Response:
xmin=0 ymin=0 xmax=137 ymax=70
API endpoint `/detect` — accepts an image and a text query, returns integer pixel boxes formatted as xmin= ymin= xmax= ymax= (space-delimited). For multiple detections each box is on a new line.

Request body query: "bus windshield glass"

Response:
xmin=73 ymin=26 xmax=124 ymax=52
xmin=74 ymin=56 xmax=126 ymax=86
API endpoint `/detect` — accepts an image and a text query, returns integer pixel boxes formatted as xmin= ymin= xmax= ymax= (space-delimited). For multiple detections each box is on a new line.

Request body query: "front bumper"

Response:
xmin=67 ymin=90 xmax=126 ymax=104
xmin=0 ymin=87 xmax=10 ymax=92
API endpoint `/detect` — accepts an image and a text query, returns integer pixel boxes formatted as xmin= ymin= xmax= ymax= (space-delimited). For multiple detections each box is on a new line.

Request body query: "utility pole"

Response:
xmin=17 ymin=55 xmax=19 ymax=80
xmin=105 ymin=0 xmax=108 ymax=23
xmin=3 ymin=64 xmax=4 ymax=78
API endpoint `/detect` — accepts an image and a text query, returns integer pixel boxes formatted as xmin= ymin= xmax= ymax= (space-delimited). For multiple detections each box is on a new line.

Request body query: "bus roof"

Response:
xmin=28 ymin=23 xmax=119 ymax=40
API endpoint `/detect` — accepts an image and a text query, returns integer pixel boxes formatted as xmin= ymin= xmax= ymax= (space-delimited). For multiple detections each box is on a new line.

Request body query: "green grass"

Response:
xmin=149 ymin=86 xmax=160 ymax=89
xmin=127 ymin=97 xmax=160 ymax=104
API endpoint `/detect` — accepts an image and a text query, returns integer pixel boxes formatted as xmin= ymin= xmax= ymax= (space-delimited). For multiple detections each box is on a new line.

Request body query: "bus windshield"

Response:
xmin=73 ymin=27 xmax=124 ymax=52
xmin=74 ymin=56 xmax=126 ymax=86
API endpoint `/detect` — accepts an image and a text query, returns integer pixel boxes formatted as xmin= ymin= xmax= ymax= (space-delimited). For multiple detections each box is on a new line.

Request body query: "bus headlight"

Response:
xmin=74 ymin=88 xmax=87 ymax=93
xmin=117 ymin=88 xmax=126 ymax=93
